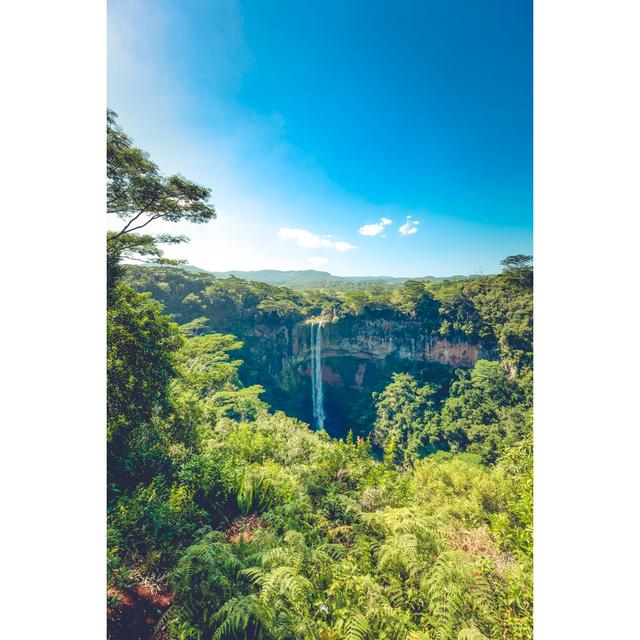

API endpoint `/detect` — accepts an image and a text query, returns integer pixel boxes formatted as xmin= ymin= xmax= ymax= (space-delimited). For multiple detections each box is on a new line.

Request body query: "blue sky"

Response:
xmin=108 ymin=0 xmax=532 ymax=277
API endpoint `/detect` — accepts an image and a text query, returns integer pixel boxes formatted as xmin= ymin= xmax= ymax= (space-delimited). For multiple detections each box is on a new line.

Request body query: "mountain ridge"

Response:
xmin=158 ymin=264 xmax=476 ymax=289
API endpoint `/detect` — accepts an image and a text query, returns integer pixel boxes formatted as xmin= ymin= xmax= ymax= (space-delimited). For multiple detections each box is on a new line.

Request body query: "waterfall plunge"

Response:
xmin=311 ymin=322 xmax=326 ymax=430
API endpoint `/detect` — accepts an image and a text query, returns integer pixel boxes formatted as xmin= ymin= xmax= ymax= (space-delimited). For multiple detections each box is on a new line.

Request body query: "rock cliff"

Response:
xmin=239 ymin=316 xmax=492 ymax=438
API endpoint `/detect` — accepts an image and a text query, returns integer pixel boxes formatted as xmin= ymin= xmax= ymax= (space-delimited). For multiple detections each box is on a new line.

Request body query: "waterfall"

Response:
xmin=310 ymin=322 xmax=326 ymax=430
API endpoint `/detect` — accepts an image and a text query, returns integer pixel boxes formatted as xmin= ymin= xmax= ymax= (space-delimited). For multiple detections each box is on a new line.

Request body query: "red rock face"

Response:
xmin=290 ymin=318 xmax=489 ymax=370
xmin=301 ymin=361 xmax=344 ymax=387
xmin=297 ymin=327 xmax=484 ymax=377
xmin=321 ymin=365 xmax=344 ymax=387
xmin=354 ymin=363 xmax=367 ymax=388
xmin=427 ymin=339 xmax=480 ymax=367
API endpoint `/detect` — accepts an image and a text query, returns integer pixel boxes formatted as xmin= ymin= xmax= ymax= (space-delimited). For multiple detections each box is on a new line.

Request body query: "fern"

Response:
xmin=378 ymin=533 xmax=419 ymax=576
xmin=261 ymin=566 xmax=312 ymax=606
xmin=211 ymin=595 xmax=268 ymax=640
xmin=423 ymin=551 xmax=497 ymax=640
xmin=260 ymin=545 xmax=304 ymax=571
xmin=457 ymin=628 xmax=488 ymax=640
xmin=344 ymin=613 xmax=370 ymax=640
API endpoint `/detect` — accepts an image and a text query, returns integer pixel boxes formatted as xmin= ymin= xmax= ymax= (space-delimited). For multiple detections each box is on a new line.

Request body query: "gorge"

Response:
xmin=249 ymin=317 xmax=492 ymax=437
xmin=124 ymin=265 xmax=508 ymax=439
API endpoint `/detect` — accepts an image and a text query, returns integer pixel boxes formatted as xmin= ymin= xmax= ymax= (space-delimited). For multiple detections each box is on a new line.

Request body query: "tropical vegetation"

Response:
xmin=107 ymin=112 xmax=533 ymax=640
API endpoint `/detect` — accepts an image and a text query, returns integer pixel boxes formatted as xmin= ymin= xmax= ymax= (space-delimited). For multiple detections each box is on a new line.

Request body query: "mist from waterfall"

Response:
xmin=310 ymin=322 xmax=326 ymax=430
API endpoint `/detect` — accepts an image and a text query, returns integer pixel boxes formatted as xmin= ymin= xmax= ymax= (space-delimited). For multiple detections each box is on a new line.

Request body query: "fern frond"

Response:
xmin=344 ymin=613 xmax=370 ymax=640
xmin=378 ymin=533 xmax=419 ymax=576
xmin=457 ymin=627 xmax=489 ymax=640
xmin=211 ymin=595 xmax=267 ymax=640
xmin=259 ymin=566 xmax=313 ymax=609
xmin=423 ymin=551 xmax=497 ymax=640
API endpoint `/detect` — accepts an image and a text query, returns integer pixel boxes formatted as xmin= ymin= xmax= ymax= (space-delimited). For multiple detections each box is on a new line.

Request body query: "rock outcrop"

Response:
xmin=238 ymin=316 xmax=492 ymax=438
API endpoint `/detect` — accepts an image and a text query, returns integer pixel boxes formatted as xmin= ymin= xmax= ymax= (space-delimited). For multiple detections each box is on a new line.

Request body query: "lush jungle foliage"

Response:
xmin=124 ymin=256 xmax=532 ymax=440
xmin=125 ymin=257 xmax=532 ymax=373
xmin=107 ymin=112 xmax=533 ymax=639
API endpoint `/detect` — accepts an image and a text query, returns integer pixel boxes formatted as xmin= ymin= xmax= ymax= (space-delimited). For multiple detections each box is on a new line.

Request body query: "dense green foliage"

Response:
xmin=107 ymin=303 xmax=533 ymax=638
xmin=371 ymin=358 xmax=532 ymax=466
xmin=108 ymin=332 xmax=533 ymax=638
xmin=125 ymin=262 xmax=531 ymax=367
xmin=107 ymin=113 xmax=532 ymax=639
xmin=123 ymin=261 xmax=532 ymax=438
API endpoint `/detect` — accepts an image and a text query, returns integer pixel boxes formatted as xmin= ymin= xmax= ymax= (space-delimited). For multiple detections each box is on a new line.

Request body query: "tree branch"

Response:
xmin=111 ymin=195 xmax=164 ymax=239
xmin=120 ymin=214 xmax=166 ymax=235
xmin=107 ymin=184 xmax=132 ymax=207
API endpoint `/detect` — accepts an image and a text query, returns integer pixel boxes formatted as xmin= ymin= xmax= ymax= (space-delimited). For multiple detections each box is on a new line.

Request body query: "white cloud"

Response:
xmin=358 ymin=217 xmax=393 ymax=236
xmin=277 ymin=227 xmax=333 ymax=249
xmin=399 ymin=217 xmax=420 ymax=236
xmin=277 ymin=228 xmax=356 ymax=251
xmin=308 ymin=256 xmax=329 ymax=266
xmin=334 ymin=241 xmax=357 ymax=251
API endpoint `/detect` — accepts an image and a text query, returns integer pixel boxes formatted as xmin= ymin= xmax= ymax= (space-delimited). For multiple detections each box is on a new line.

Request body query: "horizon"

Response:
xmin=142 ymin=261 xmax=498 ymax=280
xmin=109 ymin=0 xmax=532 ymax=277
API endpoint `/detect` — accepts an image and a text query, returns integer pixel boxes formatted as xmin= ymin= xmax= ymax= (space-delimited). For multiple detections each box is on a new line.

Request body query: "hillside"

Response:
xmin=155 ymin=264 xmax=474 ymax=290
xmin=125 ymin=263 xmax=531 ymax=441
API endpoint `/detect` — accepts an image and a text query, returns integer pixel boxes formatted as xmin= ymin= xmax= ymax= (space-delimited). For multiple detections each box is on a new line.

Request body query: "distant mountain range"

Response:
xmin=166 ymin=265 xmax=474 ymax=289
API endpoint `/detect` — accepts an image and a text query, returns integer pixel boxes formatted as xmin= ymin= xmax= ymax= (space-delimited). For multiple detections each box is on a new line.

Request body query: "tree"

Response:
xmin=373 ymin=373 xmax=440 ymax=463
xmin=257 ymin=297 xmax=303 ymax=320
xmin=439 ymin=360 xmax=528 ymax=463
xmin=500 ymin=255 xmax=533 ymax=289
xmin=106 ymin=109 xmax=218 ymax=491
xmin=106 ymin=109 xmax=216 ymax=290
xmin=492 ymin=433 xmax=533 ymax=558
xmin=341 ymin=290 xmax=371 ymax=316
xmin=175 ymin=333 xmax=243 ymax=389
xmin=396 ymin=280 xmax=441 ymax=329
xmin=500 ymin=255 xmax=532 ymax=270
xmin=107 ymin=285 xmax=184 ymax=492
